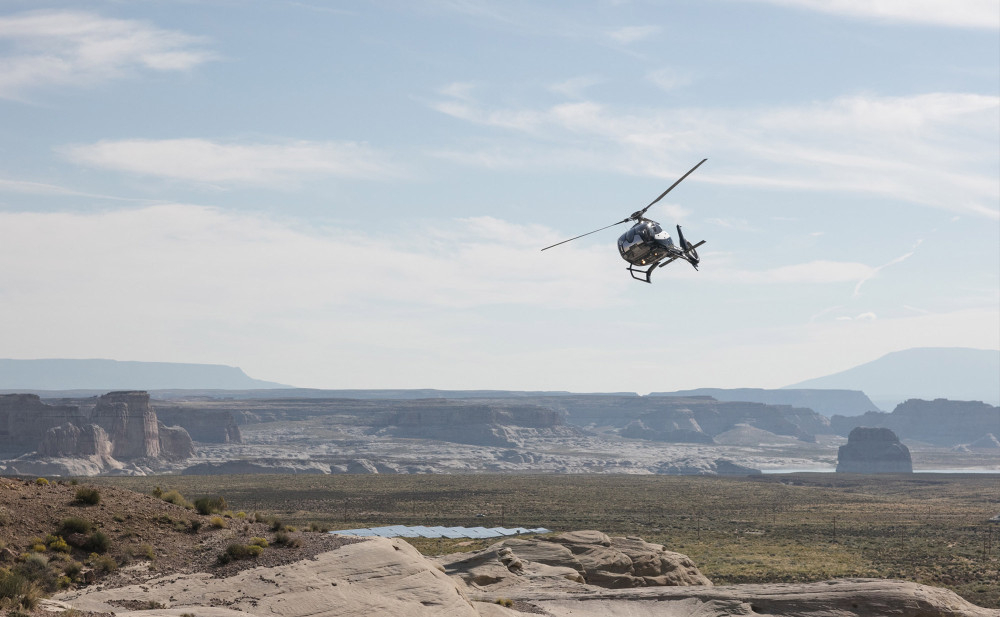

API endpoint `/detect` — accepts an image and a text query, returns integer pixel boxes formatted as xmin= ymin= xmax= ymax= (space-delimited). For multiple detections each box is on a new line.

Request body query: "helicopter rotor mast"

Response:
xmin=539 ymin=158 xmax=707 ymax=252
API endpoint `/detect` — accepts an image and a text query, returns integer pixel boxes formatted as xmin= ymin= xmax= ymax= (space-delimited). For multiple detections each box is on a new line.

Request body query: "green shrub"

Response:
xmin=189 ymin=519 xmax=203 ymax=533
xmin=249 ymin=537 xmax=268 ymax=548
xmin=46 ymin=536 xmax=70 ymax=554
xmin=0 ymin=569 xmax=41 ymax=610
xmin=273 ymin=531 xmax=303 ymax=548
xmin=160 ymin=490 xmax=192 ymax=509
xmin=218 ymin=543 xmax=262 ymax=564
xmin=209 ymin=516 xmax=227 ymax=529
xmin=84 ymin=531 xmax=110 ymax=554
xmin=73 ymin=487 xmax=101 ymax=506
xmin=60 ymin=517 xmax=92 ymax=536
xmin=90 ymin=554 xmax=117 ymax=573
xmin=193 ymin=496 xmax=228 ymax=516
xmin=269 ymin=518 xmax=284 ymax=532
xmin=63 ymin=561 xmax=82 ymax=581
xmin=495 ymin=598 xmax=514 ymax=608
xmin=34 ymin=478 xmax=49 ymax=486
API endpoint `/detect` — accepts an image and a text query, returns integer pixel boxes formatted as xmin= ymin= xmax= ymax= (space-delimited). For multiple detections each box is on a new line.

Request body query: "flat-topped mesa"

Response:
xmin=90 ymin=391 xmax=161 ymax=460
xmin=837 ymin=426 xmax=913 ymax=473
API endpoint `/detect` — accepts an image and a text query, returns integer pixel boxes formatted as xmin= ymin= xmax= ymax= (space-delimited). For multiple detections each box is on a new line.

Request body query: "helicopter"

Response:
xmin=541 ymin=158 xmax=707 ymax=284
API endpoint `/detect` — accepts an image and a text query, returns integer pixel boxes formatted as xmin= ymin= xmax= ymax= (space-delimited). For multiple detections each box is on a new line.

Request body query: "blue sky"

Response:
xmin=0 ymin=0 xmax=997 ymax=391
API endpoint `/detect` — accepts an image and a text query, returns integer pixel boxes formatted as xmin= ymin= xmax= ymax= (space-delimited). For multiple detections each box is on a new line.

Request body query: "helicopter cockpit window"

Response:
xmin=651 ymin=223 xmax=662 ymax=234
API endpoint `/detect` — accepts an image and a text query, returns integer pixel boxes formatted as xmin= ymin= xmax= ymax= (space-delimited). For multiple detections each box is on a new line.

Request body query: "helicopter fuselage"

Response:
xmin=617 ymin=220 xmax=675 ymax=266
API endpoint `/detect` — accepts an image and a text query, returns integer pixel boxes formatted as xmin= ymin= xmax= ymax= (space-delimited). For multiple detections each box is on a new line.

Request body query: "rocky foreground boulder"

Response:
xmin=54 ymin=533 xmax=997 ymax=617
xmin=438 ymin=530 xmax=711 ymax=590
xmin=837 ymin=427 xmax=913 ymax=473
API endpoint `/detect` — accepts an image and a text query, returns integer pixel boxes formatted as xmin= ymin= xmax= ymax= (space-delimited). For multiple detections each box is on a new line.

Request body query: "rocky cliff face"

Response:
xmin=375 ymin=401 xmax=570 ymax=447
xmin=38 ymin=423 xmax=113 ymax=459
xmin=154 ymin=407 xmax=242 ymax=443
xmin=830 ymin=398 xmax=1000 ymax=446
xmin=157 ymin=422 xmax=195 ymax=460
xmin=0 ymin=394 xmax=86 ymax=456
xmin=837 ymin=427 xmax=912 ymax=473
xmin=579 ymin=397 xmax=827 ymax=444
xmin=90 ymin=391 xmax=161 ymax=460
xmin=0 ymin=391 xmax=194 ymax=473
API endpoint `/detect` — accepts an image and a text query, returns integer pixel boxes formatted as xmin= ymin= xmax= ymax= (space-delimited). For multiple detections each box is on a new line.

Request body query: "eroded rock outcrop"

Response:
xmin=438 ymin=530 xmax=712 ymax=590
xmin=39 ymin=423 xmax=113 ymax=459
xmin=154 ymin=406 xmax=242 ymax=443
xmin=90 ymin=391 xmax=161 ymax=460
xmin=830 ymin=399 xmax=1000 ymax=446
xmin=837 ymin=427 xmax=913 ymax=473
xmin=156 ymin=422 xmax=195 ymax=460
xmin=375 ymin=401 xmax=574 ymax=447
xmin=653 ymin=457 xmax=762 ymax=476
xmin=0 ymin=394 xmax=86 ymax=456
xmin=1 ymin=391 xmax=194 ymax=474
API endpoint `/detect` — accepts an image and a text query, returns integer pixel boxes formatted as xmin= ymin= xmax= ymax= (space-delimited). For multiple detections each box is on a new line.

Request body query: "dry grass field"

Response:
xmin=93 ymin=473 xmax=1000 ymax=609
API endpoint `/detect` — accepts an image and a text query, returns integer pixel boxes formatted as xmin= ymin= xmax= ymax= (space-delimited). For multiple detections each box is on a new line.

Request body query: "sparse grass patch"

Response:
xmin=72 ymin=487 xmax=100 ymax=506
xmin=160 ymin=490 xmax=193 ymax=509
xmin=217 ymin=543 xmax=263 ymax=565
xmin=193 ymin=496 xmax=228 ymax=516
xmin=209 ymin=516 xmax=228 ymax=529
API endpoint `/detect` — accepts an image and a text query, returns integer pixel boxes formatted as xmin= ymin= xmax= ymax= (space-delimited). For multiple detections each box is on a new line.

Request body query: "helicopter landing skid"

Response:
xmin=626 ymin=239 xmax=706 ymax=283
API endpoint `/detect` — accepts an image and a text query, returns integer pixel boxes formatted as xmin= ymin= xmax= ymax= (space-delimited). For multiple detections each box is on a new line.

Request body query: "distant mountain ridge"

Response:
xmin=0 ymin=359 xmax=288 ymax=391
xmin=785 ymin=348 xmax=1000 ymax=409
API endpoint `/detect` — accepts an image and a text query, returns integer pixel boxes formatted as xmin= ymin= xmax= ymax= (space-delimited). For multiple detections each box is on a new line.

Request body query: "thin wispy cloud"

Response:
xmin=853 ymin=239 xmax=923 ymax=297
xmin=59 ymin=139 xmax=405 ymax=186
xmin=0 ymin=10 xmax=215 ymax=100
xmin=428 ymin=91 xmax=1000 ymax=218
xmin=607 ymin=25 xmax=660 ymax=44
xmin=549 ymin=75 xmax=604 ymax=99
xmin=741 ymin=0 xmax=1000 ymax=29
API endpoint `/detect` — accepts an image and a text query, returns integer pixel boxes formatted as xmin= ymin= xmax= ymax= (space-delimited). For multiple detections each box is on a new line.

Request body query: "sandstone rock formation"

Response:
xmin=90 ymin=391 xmax=162 ymax=459
xmin=837 ymin=427 xmax=913 ymax=473
xmin=0 ymin=391 xmax=193 ymax=473
xmin=154 ymin=406 xmax=242 ymax=443
xmin=156 ymin=422 xmax=195 ymax=460
xmin=54 ymin=534 xmax=999 ymax=617
xmin=38 ymin=423 xmax=113 ymax=460
xmin=830 ymin=399 xmax=1000 ymax=446
xmin=374 ymin=401 xmax=574 ymax=447
xmin=653 ymin=457 xmax=762 ymax=476
xmin=438 ymin=530 xmax=711 ymax=591
xmin=0 ymin=394 xmax=86 ymax=456
xmin=543 ymin=395 xmax=828 ymax=443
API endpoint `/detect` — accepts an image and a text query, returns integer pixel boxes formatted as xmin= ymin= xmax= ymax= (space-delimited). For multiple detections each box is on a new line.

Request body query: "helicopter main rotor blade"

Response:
xmin=631 ymin=158 xmax=707 ymax=220
xmin=540 ymin=218 xmax=630 ymax=251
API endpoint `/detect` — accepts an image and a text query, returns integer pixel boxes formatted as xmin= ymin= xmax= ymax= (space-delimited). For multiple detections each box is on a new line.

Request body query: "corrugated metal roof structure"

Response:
xmin=329 ymin=525 xmax=550 ymax=539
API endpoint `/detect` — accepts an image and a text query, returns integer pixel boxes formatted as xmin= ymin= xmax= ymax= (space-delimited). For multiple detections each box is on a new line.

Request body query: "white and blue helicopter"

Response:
xmin=541 ymin=159 xmax=707 ymax=283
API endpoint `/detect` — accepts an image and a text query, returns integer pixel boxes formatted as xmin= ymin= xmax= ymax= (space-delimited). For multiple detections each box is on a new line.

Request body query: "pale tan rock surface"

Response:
xmin=439 ymin=530 xmax=711 ymax=591
xmin=55 ymin=532 xmax=998 ymax=617
xmin=57 ymin=537 xmax=480 ymax=617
